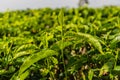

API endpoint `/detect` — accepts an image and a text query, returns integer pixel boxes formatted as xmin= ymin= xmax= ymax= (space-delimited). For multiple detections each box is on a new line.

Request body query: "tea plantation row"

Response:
xmin=0 ymin=6 xmax=120 ymax=80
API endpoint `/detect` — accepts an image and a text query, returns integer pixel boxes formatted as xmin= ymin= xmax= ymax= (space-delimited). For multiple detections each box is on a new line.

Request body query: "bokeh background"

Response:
xmin=0 ymin=0 xmax=120 ymax=12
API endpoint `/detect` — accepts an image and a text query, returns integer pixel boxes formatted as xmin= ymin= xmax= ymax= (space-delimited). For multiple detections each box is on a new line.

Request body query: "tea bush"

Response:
xmin=0 ymin=6 xmax=120 ymax=80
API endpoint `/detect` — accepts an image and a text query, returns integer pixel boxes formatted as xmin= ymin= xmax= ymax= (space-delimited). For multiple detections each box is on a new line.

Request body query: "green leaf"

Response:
xmin=88 ymin=69 xmax=94 ymax=80
xmin=41 ymin=68 xmax=49 ymax=77
xmin=19 ymin=70 xmax=30 ymax=80
xmin=58 ymin=40 xmax=73 ymax=50
xmin=0 ymin=69 xmax=7 ymax=75
xmin=58 ymin=9 xmax=64 ymax=26
xmin=99 ymin=58 xmax=115 ymax=76
xmin=15 ymin=44 xmax=38 ymax=52
xmin=10 ymin=72 xmax=19 ymax=80
xmin=50 ymin=57 xmax=58 ymax=64
xmin=78 ymin=32 xmax=104 ymax=54
xmin=112 ymin=66 xmax=120 ymax=75
xmin=10 ymin=70 xmax=29 ymax=80
xmin=69 ymin=32 xmax=104 ymax=54
xmin=110 ymin=35 xmax=120 ymax=48
xmin=114 ymin=66 xmax=120 ymax=71
xmin=13 ymin=51 xmax=31 ymax=60
xmin=18 ymin=49 xmax=58 ymax=75
xmin=13 ymin=44 xmax=38 ymax=60
xmin=51 ymin=40 xmax=72 ymax=51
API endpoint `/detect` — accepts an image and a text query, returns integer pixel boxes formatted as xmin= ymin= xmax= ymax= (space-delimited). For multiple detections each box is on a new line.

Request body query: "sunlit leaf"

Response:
xmin=114 ymin=66 xmax=120 ymax=71
xmin=99 ymin=58 xmax=115 ymax=76
xmin=18 ymin=49 xmax=58 ymax=75
xmin=110 ymin=35 xmax=120 ymax=48
xmin=19 ymin=70 xmax=30 ymax=80
xmin=58 ymin=9 xmax=64 ymax=26
xmin=13 ymin=51 xmax=31 ymax=60
xmin=88 ymin=69 xmax=94 ymax=80
xmin=68 ymin=32 xmax=104 ymax=54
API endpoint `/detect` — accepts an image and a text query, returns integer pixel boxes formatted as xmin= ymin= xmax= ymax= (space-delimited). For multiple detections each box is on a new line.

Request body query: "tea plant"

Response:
xmin=0 ymin=6 xmax=120 ymax=80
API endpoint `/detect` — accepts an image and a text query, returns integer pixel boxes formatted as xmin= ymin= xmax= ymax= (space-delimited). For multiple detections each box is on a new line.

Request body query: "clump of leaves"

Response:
xmin=0 ymin=6 xmax=120 ymax=80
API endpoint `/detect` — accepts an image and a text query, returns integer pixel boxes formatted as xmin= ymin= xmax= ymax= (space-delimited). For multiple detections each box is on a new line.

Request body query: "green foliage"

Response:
xmin=88 ymin=69 xmax=94 ymax=80
xmin=18 ymin=49 xmax=58 ymax=75
xmin=0 ymin=6 xmax=120 ymax=80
